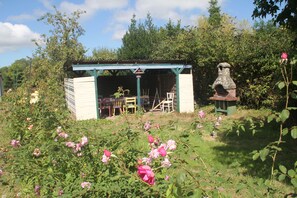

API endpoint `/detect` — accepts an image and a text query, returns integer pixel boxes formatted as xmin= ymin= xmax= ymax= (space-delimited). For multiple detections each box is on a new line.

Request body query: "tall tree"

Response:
xmin=118 ymin=13 xmax=158 ymax=59
xmin=208 ymin=0 xmax=222 ymax=26
xmin=253 ymin=0 xmax=297 ymax=44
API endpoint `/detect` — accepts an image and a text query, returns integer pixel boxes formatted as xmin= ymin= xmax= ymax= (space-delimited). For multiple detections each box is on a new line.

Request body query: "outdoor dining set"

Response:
xmin=98 ymin=92 xmax=175 ymax=117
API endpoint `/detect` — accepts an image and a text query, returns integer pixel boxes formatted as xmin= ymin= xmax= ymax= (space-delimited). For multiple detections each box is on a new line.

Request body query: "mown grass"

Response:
xmin=0 ymin=104 xmax=295 ymax=197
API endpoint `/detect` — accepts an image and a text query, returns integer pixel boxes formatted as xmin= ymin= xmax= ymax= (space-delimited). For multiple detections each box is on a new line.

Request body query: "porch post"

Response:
xmin=136 ymin=75 xmax=141 ymax=110
xmin=171 ymin=68 xmax=184 ymax=113
xmin=93 ymin=70 xmax=100 ymax=119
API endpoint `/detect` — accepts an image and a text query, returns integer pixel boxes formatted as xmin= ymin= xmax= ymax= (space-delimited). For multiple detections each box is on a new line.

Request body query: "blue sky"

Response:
xmin=0 ymin=0 xmax=257 ymax=67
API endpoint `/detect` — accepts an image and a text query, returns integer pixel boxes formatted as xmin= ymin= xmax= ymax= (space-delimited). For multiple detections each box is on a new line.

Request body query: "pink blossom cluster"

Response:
xmin=102 ymin=149 xmax=112 ymax=164
xmin=65 ymin=136 xmax=88 ymax=156
xmin=81 ymin=181 xmax=91 ymax=189
xmin=144 ymin=121 xmax=151 ymax=131
xmin=56 ymin=126 xmax=69 ymax=139
xmin=198 ymin=110 xmax=206 ymax=119
xmin=137 ymin=135 xmax=177 ymax=185
xmin=10 ymin=139 xmax=21 ymax=148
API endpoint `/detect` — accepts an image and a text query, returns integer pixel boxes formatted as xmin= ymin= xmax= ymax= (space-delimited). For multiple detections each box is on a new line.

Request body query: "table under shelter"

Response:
xmin=65 ymin=60 xmax=194 ymax=120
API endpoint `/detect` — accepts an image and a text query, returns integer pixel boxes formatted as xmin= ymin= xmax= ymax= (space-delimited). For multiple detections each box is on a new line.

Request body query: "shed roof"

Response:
xmin=72 ymin=60 xmax=192 ymax=71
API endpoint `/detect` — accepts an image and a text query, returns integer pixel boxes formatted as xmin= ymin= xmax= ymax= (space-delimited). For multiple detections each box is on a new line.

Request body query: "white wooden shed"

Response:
xmin=65 ymin=60 xmax=194 ymax=120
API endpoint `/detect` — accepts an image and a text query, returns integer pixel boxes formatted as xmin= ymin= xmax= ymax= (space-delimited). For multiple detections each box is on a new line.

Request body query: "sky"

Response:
xmin=0 ymin=0 xmax=258 ymax=67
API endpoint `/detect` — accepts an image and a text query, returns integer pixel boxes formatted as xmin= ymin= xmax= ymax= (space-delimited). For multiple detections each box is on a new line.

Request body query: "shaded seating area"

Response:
xmin=66 ymin=60 xmax=194 ymax=120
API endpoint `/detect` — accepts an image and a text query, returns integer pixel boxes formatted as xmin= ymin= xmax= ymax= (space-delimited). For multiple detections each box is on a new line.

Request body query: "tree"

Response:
xmin=252 ymin=0 xmax=297 ymax=44
xmin=0 ymin=59 xmax=30 ymax=90
xmin=37 ymin=7 xmax=86 ymax=75
xmin=208 ymin=0 xmax=222 ymax=26
xmin=91 ymin=48 xmax=118 ymax=60
xmin=27 ymin=8 xmax=87 ymax=113
xmin=118 ymin=13 xmax=159 ymax=59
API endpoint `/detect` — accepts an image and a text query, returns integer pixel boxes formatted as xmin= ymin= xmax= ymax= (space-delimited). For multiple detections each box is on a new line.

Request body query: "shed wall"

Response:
xmin=74 ymin=77 xmax=97 ymax=120
xmin=179 ymin=74 xmax=194 ymax=113
xmin=65 ymin=77 xmax=97 ymax=120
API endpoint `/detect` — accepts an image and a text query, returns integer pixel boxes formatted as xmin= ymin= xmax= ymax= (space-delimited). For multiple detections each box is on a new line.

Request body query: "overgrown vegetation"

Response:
xmin=0 ymin=0 xmax=297 ymax=197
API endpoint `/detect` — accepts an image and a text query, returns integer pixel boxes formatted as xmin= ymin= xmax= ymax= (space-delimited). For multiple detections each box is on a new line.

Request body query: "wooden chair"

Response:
xmin=123 ymin=97 xmax=137 ymax=113
xmin=112 ymin=98 xmax=123 ymax=116
xmin=99 ymin=98 xmax=113 ymax=117
xmin=161 ymin=92 xmax=175 ymax=112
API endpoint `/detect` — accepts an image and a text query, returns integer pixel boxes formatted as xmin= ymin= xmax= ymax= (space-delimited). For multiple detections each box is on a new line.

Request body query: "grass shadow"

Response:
xmin=213 ymin=116 xmax=297 ymax=179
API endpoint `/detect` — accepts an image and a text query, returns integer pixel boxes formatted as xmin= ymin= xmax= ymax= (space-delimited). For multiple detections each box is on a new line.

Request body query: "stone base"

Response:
xmin=213 ymin=100 xmax=236 ymax=116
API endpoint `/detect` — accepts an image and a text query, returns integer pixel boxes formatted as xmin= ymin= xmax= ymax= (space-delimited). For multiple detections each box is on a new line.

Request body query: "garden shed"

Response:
xmin=65 ymin=60 xmax=194 ymax=120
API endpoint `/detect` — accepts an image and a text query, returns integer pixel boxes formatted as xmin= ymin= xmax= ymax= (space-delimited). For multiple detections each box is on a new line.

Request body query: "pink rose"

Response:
xmin=75 ymin=143 xmax=82 ymax=152
xmin=65 ymin=141 xmax=75 ymax=148
xmin=142 ymin=157 xmax=152 ymax=165
xmin=165 ymin=175 xmax=170 ymax=181
xmin=80 ymin=136 xmax=88 ymax=146
xmin=10 ymin=139 xmax=21 ymax=148
xmin=104 ymin=149 xmax=111 ymax=157
xmin=28 ymin=124 xmax=33 ymax=130
xmin=148 ymin=149 xmax=160 ymax=159
xmin=166 ymin=140 xmax=176 ymax=151
xmin=137 ymin=165 xmax=155 ymax=185
xmin=58 ymin=132 xmax=68 ymax=138
xmin=198 ymin=110 xmax=205 ymax=119
xmin=148 ymin=135 xmax=154 ymax=143
xmin=161 ymin=158 xmax=171 ymax=168
xmin=158 ymin=146 xmax=167 ymax=157
xmin=81 ymin=182 xmax=91 ymax=189
xmin=101 ymin=154 xmax=110 ymax=164
xmin=35 ymin=185 xmax=41 ymax=196
xmin=281 ymin=52 xmax=288 ymax=60
xmin=144 ymin=121 xmax=151 ymax=131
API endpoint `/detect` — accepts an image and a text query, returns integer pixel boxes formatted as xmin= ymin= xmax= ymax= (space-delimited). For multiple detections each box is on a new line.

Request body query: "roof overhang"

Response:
xmin=72 ymin=60 xmax=192 ymax=71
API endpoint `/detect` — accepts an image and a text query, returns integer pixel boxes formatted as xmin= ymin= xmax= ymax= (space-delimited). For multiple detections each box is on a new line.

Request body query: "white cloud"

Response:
xmin=109 ymin=0 xmax=216 ymax=41
xmin=59 ymin=0 xmax=129 ymax=19
xmin=0 ymin=22 xmax=41 ymax=53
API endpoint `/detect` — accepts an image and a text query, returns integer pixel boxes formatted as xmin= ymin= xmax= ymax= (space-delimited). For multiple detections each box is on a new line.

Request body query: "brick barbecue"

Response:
xmin=209 ymin=62 xmax=238 ymax=115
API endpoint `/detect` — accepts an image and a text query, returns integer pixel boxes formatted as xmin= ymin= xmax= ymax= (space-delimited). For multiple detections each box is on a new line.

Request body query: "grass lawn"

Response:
xmin=0 ymin=105 xmax=295 ymax=197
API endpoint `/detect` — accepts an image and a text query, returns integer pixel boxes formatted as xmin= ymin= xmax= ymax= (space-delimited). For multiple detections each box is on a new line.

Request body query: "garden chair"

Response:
xmin=123 ymin=97 xmax=137 ymax=113
xmin=99 ymin=98 xmax=113 ymax=117
xmin=161 ymin=92 xmax=174 ymax=112
xmin=112 ymin=98 xmax=123 ymax=116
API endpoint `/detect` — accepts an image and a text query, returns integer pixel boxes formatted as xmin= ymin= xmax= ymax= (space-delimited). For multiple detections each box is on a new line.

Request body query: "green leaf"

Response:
xmin=280 ymin=109 xmax=290 ymax=123
xmin=252 ymin=152 xmax=260 ymax=160
xmin=288 ymin=169 xmax=296 ymax=178
xmin=291 ymin=178 xmax=297 ymax=187
xmin=278 ymin=81 xmax=285 ymax=89
xmin=267 ymin=114 xmax=275 ymax=123
xmin=293 ymin=81 xmax=297 ymax=86
xmin=278 ymin=174 xmax=286 ymax=181
xmin=259 ymin=148 xmax=269 ymax=161
xmin=279 ymin=165 xmax=287 ymax=174
xmin=291 ymin=92 xmax=297 ymax=100
xmin=282 ymin=128 xmax=289 ymax=136
xmin=291 ymin=127 xmax=297 ymax=139
xmin=288 ymin=107 xmax=297 ymax=110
